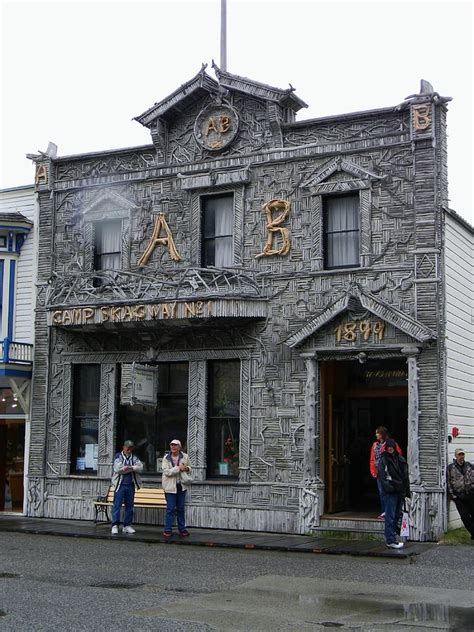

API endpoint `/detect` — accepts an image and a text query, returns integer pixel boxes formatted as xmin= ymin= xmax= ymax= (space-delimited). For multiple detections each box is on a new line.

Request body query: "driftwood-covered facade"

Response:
xmin=28 ymin=67 xmax=459 ymax=540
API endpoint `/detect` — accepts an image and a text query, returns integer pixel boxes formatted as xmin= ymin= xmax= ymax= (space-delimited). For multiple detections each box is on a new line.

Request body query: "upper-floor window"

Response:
xmin=201 ymin=194 xmax=234 ymax=267
xmin=323 ymin=193 xmax=360 ymax=269
xmin=94 ymin=220 xmax=122 ymax=271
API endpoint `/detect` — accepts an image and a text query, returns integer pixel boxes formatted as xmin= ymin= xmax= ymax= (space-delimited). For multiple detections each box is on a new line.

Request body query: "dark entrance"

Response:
xmin=321 ymin=358 xmax=408 ymax=515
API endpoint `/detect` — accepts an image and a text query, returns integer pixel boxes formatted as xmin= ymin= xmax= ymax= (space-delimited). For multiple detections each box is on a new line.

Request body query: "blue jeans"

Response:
xmin=376 ymin=478 xmax=386 ymax=514
xmin=165 ymin=485 xmax=187 ymax=533
xmin=384 ymin=493 xmax=403 ymax=544
xmin=112 ymin=484 xmax=135 ymax=527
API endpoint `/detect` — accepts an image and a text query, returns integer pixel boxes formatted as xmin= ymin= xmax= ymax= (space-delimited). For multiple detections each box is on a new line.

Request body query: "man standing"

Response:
xmin=111 ymin=440 xmax=143 ymax=535
xmin=447 ymin=448 xmax=474 ymax=540
xmin=378 ymin=438 xmax=410 ymax=549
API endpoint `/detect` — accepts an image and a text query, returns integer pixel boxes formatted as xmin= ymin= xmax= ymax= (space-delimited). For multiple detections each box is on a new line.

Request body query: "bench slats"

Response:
xmin=94 ymin=485 xmax=167 ymax=522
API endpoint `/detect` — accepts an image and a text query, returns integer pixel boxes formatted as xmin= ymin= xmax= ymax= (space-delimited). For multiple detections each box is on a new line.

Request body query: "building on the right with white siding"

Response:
xmin=443 ymin=208 xmax=474 ymax=530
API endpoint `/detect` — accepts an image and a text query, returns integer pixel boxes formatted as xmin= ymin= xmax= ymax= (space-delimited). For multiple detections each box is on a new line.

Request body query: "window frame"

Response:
xmin=70 ymin=364 xmax=101 ymax=475
xmin=201 ymin=193 xmax=234 ymax=268
xmin=323 ymin=192 xmax=361 ymax=270
xmin=93 ymin=218 xmax=123 ymax=273
xmin=190 ymin=187 xmax=244 ymax=268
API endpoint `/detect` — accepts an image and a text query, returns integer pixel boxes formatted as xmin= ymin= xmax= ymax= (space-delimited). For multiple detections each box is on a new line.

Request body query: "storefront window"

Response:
xmin=70 ymin=364 xmax=100 ymax=474
xmin=117 ymin=362 xmax=188 ymax=474
xmin=207 ymin=360 xmax=240 ymax=478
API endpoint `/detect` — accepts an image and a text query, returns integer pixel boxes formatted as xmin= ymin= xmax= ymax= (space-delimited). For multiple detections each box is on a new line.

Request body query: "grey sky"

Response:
xmin=1 ymin=0 xmax=472 ymax=222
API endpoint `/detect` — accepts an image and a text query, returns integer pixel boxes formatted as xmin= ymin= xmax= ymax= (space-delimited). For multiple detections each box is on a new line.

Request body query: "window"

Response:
xmin=94 ymin=220 xmax=122 ymax=271
xmin=70 ymin=365 xmax=100 ymax=474
xmin=323 ymin=193 xmax=360 ymax=269
xmin=207 ymin=360 xmax=240 ymax=478
xmin=117 ymin=363 xmax=189 ymax=473
xmin=201 ymin=194 xmax=234 ymax=267
xmin=0 ymin=259 xmax=3 ymax=332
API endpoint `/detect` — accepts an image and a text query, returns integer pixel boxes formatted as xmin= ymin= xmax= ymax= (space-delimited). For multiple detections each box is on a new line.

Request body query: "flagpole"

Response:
xmin=220 ymin=0 xmax=227 ymax=71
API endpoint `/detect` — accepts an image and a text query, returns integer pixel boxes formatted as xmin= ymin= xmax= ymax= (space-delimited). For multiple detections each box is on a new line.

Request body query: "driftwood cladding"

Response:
xmin=27 ymin=66 xmax=462 ymax=540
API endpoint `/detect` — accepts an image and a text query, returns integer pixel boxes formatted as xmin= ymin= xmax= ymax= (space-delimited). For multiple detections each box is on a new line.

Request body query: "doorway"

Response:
xmin=321 ymin=358 xmax=408 ymax=516
xmin=0 ymin=420 xmax=25 ymax=512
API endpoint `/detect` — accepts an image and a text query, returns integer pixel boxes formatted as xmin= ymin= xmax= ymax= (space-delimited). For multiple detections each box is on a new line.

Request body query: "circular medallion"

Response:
xmin=194 ymin=104 xmax=239 ymax=151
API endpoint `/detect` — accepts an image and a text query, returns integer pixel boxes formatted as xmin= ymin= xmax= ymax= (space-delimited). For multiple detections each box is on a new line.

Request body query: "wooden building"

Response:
xmin=0 ymin=185 xmax=36 ymax=514
xmin=27 ymin=67 xmax=473 ymax=540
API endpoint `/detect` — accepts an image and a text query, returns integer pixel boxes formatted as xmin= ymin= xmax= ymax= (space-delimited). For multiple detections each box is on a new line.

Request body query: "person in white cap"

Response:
xmin=162 ymin=439 xmax=192 ymax=538
xmin=110 ymin=440 xmax=143 ymax=535
xmin=447 ymin=448 xmax=474 ymax=539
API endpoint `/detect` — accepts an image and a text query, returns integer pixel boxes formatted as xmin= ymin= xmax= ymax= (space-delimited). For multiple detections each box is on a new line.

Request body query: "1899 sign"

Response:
xmin=334 ymin=320 xmax=386 ymax=343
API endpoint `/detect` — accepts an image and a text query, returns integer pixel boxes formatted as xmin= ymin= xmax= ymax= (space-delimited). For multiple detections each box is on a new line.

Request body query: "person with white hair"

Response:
xmin=162 ymin=439 xmax=192 ymax=539
xmin=111 ymin=440 xmax=143 ymax=535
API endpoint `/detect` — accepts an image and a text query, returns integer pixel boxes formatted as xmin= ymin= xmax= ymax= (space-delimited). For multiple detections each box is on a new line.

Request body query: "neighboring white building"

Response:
xmin=0 ymin=184 xmax=36 ymax=514
xmin=444 ymin=208 xmax=474 ymax=530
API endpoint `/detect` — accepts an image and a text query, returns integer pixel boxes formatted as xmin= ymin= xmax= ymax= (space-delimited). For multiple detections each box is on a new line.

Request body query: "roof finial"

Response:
xmin=220 ymin=0 xmax=227 ymax=72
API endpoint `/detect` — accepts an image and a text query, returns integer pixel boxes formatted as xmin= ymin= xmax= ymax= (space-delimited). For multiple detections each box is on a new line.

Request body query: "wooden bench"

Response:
xmin=94 ymin=485 xmax=167 ymax=523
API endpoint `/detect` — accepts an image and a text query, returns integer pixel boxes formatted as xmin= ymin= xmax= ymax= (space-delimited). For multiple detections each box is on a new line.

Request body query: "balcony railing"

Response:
xmin=1 ymin=338 xmax=33 ymax=364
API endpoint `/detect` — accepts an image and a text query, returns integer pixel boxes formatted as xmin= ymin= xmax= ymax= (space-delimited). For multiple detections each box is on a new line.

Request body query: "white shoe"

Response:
xmin=111 ymin=525 xmax=119 ymax=535
xmin=122 ymin=526 xmax=136 ymax=534
xmin=386 ymin=542 xmax=404 ymax=549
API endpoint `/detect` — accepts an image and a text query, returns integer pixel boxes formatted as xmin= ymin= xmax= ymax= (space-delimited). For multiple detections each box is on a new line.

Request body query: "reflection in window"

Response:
xmin=201 ymin=194 xmax=234 ymax=267
xmin=70 ymin=365 xmax=100 ymax=474
xmin=117 ymin=363 xmax=188 ymax=474
xmin=207 ymin=360 xmax=240 ymax=478
xmin=323 ymin=193 xmax=360 ymax=269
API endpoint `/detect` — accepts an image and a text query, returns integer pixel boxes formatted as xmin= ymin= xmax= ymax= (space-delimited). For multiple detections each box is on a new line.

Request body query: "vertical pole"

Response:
xmin=220 ymin=0 xmax=227 ymax=71
xmin=301 ymin=353 xmax=318 ymax=482
xmin=402 ymin=345 xmax=421 ymax=485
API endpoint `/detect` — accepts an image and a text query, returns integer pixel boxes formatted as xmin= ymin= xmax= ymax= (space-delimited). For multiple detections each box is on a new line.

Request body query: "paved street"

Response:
xmin=1 ymin=532 xmax=473 ymax=631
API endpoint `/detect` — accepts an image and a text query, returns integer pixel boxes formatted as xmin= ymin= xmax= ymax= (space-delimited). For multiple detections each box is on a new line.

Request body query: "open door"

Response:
xmin=327 ymin=394 xmax=348 ymax=513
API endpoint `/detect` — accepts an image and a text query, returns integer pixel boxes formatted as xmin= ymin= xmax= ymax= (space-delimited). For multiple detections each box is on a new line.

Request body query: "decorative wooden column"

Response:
xmin=301 ymin=352 xmax=318 ymax=481
xmin=402 ymin=345 xmax=421 ymax=485
xmin=187 ymin=361 xmax=207 ymax=481
xmin=97 ymin=364 xmax=117 ymax=479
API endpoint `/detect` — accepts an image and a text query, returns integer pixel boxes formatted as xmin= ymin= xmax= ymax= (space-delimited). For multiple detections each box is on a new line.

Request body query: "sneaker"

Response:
xmin=111 ymin=525 xmax=119 ymax=535
xmin=377 ymin=514 xmax=385 ymax=520
xmin=122 ymin=526 xmax=136 ymax=534
xmin=386 ymin=542 xmax=404 ymax=549
xmin=163 ymin=531 xmax=172 ymax=538
xmin=179 ymin=530 xmax=190 ymax=537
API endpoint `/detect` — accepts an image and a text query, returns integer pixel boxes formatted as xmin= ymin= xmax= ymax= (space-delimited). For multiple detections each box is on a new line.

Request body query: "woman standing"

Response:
xmin=378 ymin=438 xmax=410 ymax=549
xmin=162 ymin=439 xmax=192 ymax=538
xmin=369 ymin=426 xmax=402 ymax=518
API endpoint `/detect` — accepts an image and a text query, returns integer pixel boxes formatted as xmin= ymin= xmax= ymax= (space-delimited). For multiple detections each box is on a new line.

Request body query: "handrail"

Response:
xmin=1 ymin=338 xmax=33 ymax=364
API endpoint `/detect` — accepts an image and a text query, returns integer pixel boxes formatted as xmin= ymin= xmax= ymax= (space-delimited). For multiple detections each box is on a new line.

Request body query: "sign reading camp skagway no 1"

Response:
xmin=49 ymin=300 xmax=215 ymax=327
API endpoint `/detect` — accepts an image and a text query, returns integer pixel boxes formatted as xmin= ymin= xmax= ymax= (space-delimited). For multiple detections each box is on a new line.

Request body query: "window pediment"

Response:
xmin=82 ymin=189 xmax=138 ymax=221
xmin=302 ymin=157 xmax=383 ymax=194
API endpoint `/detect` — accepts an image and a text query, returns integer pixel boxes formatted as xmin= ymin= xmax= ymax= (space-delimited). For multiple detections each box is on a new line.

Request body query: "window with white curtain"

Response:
xmin=323 ymin=194 xmax=360 ymax=269
xmin=94 ymin=220 xmax=122 ymax=271
xmin=201 ymin=194 xmax=234 ymax=267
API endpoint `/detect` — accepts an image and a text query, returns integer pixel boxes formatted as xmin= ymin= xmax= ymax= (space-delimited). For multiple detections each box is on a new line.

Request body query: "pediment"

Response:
xmin=82 ymin=189 xmax=138 ymax=219
xmin=302 ymin=157 xmax=383 ymax=193
xmin=285 ymin=284 xmax=436 ymax=348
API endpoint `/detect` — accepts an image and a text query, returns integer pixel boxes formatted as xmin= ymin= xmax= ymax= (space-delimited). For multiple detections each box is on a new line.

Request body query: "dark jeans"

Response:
xmin=112 ymin=484 xmax=135 ymax=527
xmin=454 ymin=496 xmax=474 ymax=537
xmin=376 ymin=478 xmax=386 ymax=514
xmin=165 ymin=485 xmax=187 ymax=533
xmin=384 ymin=493 xmax=403 ymax=544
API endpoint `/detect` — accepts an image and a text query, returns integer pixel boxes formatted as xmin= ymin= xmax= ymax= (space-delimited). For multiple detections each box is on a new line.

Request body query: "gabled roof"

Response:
xmin=285 ymin=284 xmax=436 ymax=348
xmin=301 ymin=157 xmax=383 ymax=189
xmin=134 ymin=66 xmax=219 ymax=127
xmin=134 ymin=64 xmax=307 ymax=128
xmin=213 ymin=64 xmax=308 ymax=111
xmin=82 ymin=189 xmax=138 ymax=215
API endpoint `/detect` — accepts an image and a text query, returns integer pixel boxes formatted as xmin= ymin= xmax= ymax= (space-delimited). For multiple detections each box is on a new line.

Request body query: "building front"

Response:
xmin=0 ymin=185 xmax=36 ymax=514
xmin=26 ymin=67 xmax=471 ymax=540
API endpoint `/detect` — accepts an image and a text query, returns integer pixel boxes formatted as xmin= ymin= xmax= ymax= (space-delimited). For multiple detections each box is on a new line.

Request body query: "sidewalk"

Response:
xmin=0 ymin=514 xmax=434 ymax=559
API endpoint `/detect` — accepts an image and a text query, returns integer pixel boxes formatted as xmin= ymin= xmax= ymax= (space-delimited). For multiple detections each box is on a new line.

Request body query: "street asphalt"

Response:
xmin=1 ymin=531 xmax=473 ymax=631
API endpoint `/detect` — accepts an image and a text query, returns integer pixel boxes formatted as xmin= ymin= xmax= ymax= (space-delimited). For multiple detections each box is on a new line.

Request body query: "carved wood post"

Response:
xmin=239 ymin=359 xmax=251 ymax=483
xmin=188 ymin=361 xmax=207 ymax=481
xmin=97 ymin=364 xmax=117 ymax=479
xmin=301 ymin=352 xmax=318 ymax=481
xmin=58 ymin=363 xmax=72 ymax=477
xmin=402 ymin=345 xmax=421 ymax=485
